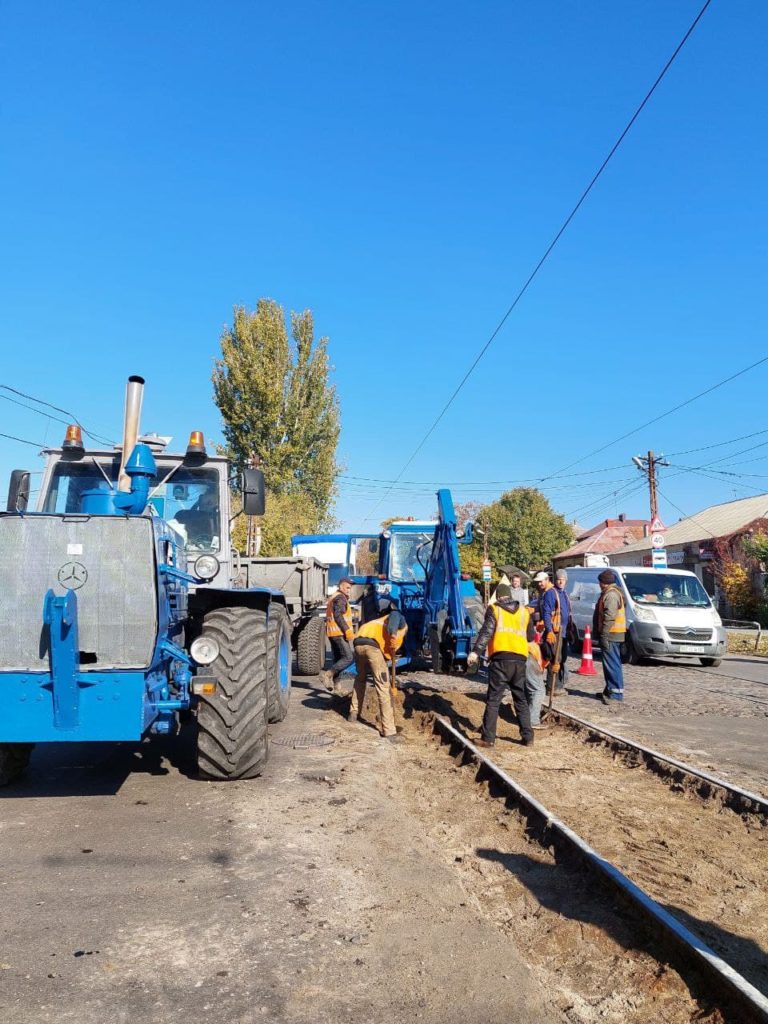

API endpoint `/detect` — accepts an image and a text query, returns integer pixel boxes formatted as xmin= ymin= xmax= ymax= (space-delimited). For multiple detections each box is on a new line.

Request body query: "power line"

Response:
xmin=668 ymin=427 xmax=768 ymax=457
xmin=540 ymin=354 xmax=768 ymax=482
xmin=0 ymin=430 xmax=46 ymax=448
xmin=340 ymin=463 xmax=630 ymax=487
xmin=362 ymin=0 xmax=714 ymax=522
xmin=0 ymin=384 xmax=116 ymax=446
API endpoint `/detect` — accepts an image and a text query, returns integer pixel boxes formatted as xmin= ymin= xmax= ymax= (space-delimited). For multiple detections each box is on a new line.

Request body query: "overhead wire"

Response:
xmin=0 ymin=430 xmax=46 ymax=448
xmin=362 ymin=0 xmax=714 ymax=523
xmin=0 ymin=384 xmax=116 ymax=446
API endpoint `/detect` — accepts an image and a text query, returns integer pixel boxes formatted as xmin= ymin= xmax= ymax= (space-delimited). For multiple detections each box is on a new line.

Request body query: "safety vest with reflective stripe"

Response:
xmin=357 ymin=616 xmax=407 ymax=658
xmin=326 ymin=594 xmax=354 ymax=639
xmin=487 ymin=604 xmax=530 ymax=657
xmin=596 ymin=585 xmax=627 ymax=634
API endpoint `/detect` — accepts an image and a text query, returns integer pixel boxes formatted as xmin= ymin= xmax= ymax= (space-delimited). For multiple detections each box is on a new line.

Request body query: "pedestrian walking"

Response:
xmin=593 ymin=569 xmax=626 ymax=703
xmin=350 ymin=610 xmax=408 ymax=740
xmin=321 ymin=577 xmax=355 ymax=693
xmin=532 ymin=570 xmax=564 ymax=698
xmin=467 ymin=584 xmax=535 ymax=748
xmin=554 ymin=569 xmax=572 ymax=692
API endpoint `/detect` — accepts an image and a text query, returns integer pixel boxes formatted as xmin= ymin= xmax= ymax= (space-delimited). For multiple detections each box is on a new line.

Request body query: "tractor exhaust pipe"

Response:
xmin=117 ymin=375 xmax=145 ymax=492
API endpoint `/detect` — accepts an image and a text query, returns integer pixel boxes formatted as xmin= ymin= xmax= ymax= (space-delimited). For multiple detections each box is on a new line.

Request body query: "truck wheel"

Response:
xmin=196 ymin=607 xmax=269 ymax=781
xmin=268 ymin=605 xmax=292 ymax=723
xmin=296 ymin=615 xmax=326 ymax=676
xmin=0 ymin=743 xmax=33 ymax=786
xmin=463 ymin=595 xmax=485 ymax=634
xmin=700 ymin=657 xmax=722 ymax=668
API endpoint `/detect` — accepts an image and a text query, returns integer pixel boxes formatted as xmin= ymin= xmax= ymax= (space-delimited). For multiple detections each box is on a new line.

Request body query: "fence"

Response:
xmin=722 ymin=618 xmax=763 ymax=652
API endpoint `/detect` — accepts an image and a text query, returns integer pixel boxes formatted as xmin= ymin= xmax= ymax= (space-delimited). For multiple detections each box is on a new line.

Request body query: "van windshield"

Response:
xmin=621 ymin=572 xmax=710 ymax=608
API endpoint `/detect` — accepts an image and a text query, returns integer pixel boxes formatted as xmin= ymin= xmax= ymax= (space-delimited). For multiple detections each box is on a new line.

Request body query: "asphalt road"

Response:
xmin=0 ymin=677 xmax=557 ymax=1024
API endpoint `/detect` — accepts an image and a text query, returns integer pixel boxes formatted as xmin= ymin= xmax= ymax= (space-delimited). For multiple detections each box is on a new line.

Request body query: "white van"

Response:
xmin=565 ymin=566 xmax=727 ymax=667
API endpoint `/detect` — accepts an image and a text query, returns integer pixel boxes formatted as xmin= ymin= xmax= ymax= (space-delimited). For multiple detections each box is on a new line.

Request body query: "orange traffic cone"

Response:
xmin=577 ymin=625 xmax=598 ymax=676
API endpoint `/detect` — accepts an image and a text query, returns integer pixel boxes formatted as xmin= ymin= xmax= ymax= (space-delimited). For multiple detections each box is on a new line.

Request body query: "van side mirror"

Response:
xmin=242 ymin=468 xmax=265 ymax=517
xmin=7 ymin=470 xmax=31 ymax=512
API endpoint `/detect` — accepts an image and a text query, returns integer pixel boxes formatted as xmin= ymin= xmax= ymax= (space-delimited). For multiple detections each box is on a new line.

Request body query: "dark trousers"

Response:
xmin=482 ymin=655 xmax=533 ymax=744
xmin=329 ymin=636 xmax=354 ymax=679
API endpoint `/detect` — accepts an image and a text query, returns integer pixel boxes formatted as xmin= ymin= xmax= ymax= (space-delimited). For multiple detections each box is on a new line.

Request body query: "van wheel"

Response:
xmin=700 ymin=657 xmax=722 ymax=668
xmin=622 ymin=636 xmax=643 ymax=666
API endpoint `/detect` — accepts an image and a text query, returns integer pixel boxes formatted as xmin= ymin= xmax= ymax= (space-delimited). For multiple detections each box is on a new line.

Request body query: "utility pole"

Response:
xmin=632 ymin=450 xmax=669 ymax=521
xmin=245 ymin=453 xmax=263 ymax=558
xmin=483 ymin=519 xmax=490 ymax=605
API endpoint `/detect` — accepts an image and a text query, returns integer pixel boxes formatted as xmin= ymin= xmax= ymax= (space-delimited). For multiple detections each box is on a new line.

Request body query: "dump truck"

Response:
xmin=0 ymin=375 xmax=324 ymax=784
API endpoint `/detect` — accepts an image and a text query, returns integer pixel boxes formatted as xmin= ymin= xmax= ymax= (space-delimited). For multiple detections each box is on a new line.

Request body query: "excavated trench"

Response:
xmin=355 ymin=682 xmax=768 ymax=1023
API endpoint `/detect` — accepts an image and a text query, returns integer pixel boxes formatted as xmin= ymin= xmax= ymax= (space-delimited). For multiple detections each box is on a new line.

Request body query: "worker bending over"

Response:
xmin=322 ymin=577 xmax=355 ymax=692
xmin=350 ymin=610 xmax=408 ymax=741
xmin=468 ymin=584 xmax=536 ymax=748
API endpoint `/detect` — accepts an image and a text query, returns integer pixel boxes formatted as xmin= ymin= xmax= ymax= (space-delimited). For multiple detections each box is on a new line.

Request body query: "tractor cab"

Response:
xmin=32 ymin=428 xmax=258 ymax=588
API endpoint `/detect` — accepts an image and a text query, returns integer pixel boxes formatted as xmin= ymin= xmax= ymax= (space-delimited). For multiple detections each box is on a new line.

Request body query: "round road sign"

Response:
xmin=651 ymin=533 xmax=666 ymax=550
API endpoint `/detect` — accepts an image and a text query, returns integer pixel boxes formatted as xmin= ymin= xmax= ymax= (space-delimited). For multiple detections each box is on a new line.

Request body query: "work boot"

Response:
xmin=521 ymin=734 xmax=534 ymax=747
xmin=319 ymin=670 xmax=333 ymax=691
xmin=599 ymin=692 xmax=610 ymax=706
xmin=383 ymin=733 xmax=405 ymax=744
xmin=476 ymin=738 xmax=495 ymax=749
xmin=532 ymin=722 xmax=549 ymax=731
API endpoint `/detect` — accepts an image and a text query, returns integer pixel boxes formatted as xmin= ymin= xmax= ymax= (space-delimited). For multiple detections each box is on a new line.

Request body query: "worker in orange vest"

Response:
xmin=321 ymin=577 xmax=355 ymax=693
xmin=468 ymin=584 xmax=536 ymax=748
xmin=350 ymin=610 xmax=408 ymax=741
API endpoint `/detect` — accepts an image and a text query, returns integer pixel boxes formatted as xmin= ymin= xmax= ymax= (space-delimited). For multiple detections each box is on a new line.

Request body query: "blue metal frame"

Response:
xmin=1 ymin=441 xmax=280 ymax=746
xmin=351 ymin=489 xmax=478 ymax=666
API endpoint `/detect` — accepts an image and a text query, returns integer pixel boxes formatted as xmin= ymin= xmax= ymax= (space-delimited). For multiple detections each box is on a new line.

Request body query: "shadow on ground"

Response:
xmin=475 ymin=847 xmax=748 ymax=1020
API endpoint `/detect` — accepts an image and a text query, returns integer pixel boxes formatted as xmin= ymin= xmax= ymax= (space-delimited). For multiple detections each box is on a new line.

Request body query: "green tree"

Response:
xmin=461 ymin=488 xmax=572 ymax=582
xmin=213 ymin=299 xmax=341 ymax=554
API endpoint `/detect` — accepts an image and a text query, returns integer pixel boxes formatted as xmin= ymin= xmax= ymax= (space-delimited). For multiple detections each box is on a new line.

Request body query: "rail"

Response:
xmin=723 ymin=618 xmax=763 ymax=652
xmin=546 ymin=706 xmax=768 ymax=816
xmin=432 ymin=715 xmax=768 ymax=1023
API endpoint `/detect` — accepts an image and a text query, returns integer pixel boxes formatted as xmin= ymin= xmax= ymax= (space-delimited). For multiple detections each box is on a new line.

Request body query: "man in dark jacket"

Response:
xmin=592 ymin=569 xmax=626 ymax=703
xmin=554 ymin=569 xmax=572 ymax=692
xmin=467 ymin=584 xmax=536 ymax=748
xmin=321 ymin=578 xmax=355 ymax=692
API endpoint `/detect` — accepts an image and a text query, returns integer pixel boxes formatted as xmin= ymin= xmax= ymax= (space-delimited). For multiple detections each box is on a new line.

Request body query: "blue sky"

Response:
xmin=1 ymin=0 xmax=766 ymax=532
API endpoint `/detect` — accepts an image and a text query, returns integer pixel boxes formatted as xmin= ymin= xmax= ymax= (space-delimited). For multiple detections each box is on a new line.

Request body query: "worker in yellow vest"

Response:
xmin=321 ymin=577 xmax=355 ymax=692
xmin=467 ymin=584 xmax=536 ymax=748
xmin=350 ymin=610 xmax=408 ymax=741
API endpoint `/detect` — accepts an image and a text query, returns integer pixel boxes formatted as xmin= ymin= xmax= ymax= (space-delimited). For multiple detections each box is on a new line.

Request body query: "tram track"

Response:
xmin=394 ymin=682 xmax=768 ymax=1023
xmin=422 ymin=712 xmax=768 ymax=1023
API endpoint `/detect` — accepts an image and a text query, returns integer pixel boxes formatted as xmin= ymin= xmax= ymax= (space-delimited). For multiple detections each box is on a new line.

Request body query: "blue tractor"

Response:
xmin=0 ymin=376 xmax=293 ymax=785
xmin=352 ymin=489 xmax=483 ymax=671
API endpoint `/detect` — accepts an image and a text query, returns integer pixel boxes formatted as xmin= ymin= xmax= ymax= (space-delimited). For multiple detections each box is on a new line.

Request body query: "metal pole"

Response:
xmin=647 ymin=450 xmax=658 ymax=522
xmin=483 ymin=519 xmax=489 ymax=604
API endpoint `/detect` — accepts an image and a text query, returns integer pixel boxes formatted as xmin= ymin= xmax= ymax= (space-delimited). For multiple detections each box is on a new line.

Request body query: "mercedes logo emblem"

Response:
xmin=57 ymin=561 xmax=88 ymax=591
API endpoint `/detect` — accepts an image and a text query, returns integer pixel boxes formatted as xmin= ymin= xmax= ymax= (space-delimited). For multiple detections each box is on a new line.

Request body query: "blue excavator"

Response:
xmin=350 ymin=489 xmax=483 ymax=670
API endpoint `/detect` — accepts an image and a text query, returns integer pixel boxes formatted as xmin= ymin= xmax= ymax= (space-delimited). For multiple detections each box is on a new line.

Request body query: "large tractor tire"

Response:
xmin=268 ymin=605 xmax=292 ymax=723
xmin=296 ymin=615 xmax=326 ymax=676
xmin=0 ymin=743 xmax=33 ymax=786
xmin=196 ymin=607 xmax=270 ymax=781
xmin=463 ymin=594 xmax=486 ymax=634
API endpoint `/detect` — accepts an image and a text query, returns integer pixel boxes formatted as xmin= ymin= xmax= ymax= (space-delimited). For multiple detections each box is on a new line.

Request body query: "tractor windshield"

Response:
xmin=42 ymin=459 xmax=223 ymax=552
xmin=389 ymin=531 xmax=433 ymax=582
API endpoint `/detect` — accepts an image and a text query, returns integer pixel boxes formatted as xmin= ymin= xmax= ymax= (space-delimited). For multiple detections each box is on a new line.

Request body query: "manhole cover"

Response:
xmin=272 ymin=733 xmax=335 ymax=749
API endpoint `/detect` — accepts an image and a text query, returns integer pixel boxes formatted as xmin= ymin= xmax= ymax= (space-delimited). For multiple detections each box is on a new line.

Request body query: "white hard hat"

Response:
xmin=532 ymin=571 xmax=550 ymax=583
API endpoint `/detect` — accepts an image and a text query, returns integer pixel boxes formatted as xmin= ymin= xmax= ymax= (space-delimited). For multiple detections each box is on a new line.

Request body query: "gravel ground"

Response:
xmin=397 ymin=652 xmax=768 ymax=796
xmin=397 ymin=686 xmax=768 ymax=1001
